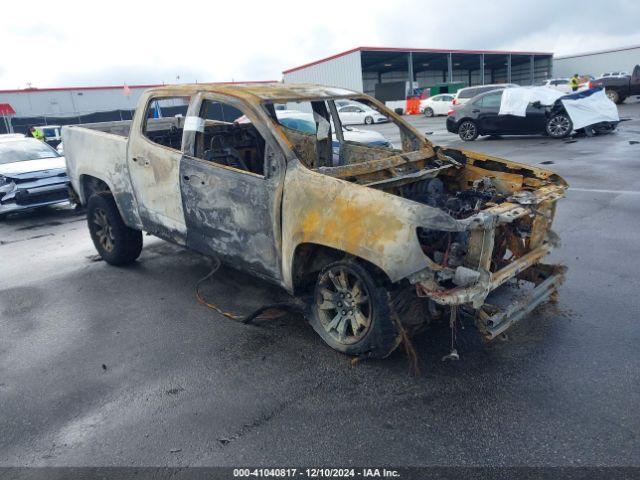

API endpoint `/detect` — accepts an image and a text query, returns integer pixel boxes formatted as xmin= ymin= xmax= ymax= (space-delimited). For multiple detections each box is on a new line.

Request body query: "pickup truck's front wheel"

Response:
xmin=87 ymin=192 xmax=142 ymax=265
xmin=310 ymin=260 xmax=401 ymax=359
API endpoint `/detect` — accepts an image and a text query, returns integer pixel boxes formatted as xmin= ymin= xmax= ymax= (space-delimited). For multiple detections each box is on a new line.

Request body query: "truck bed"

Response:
xmin=62 ymin=116 xmax=187 ymax=230
xmin=62 ymin=121 xmax=140 ymax=228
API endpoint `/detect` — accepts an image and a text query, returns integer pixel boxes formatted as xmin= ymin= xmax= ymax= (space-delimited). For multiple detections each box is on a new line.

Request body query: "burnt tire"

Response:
xmin=424 ymin=107 xmax=434 ymax=117
xmin=87 ymin=192 xmax=142 ymax=266
xmin=309 ymin=260 xmax=401 ymax=359
xmin=546 ymin=113 xmax=573 ymax=138
xmin=364 ymin=116 xmax=374 ymax=125
xmin=458 ymin=120 xmax=479 ymax=141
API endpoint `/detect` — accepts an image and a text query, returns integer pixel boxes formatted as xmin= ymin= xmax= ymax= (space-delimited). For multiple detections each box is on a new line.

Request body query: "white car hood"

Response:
xmin=341 ymin=128 xmax=387 ymax=143
xmin=0 ymin=156 xmax=66 ymax=176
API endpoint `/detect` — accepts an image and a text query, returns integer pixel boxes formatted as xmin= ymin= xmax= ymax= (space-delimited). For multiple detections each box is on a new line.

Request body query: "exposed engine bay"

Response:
xmin=401 ymin=174 xmax=508 ymax=274
xmin=400 ymin=175 xmax=501 ymax=219
xmin=315 ymin=144 xmax=565 ymax=300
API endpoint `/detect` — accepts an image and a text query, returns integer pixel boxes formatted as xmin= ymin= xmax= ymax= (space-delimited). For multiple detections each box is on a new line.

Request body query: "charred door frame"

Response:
xmin=179 ymin=92 xmax=287 ymax=284
xmin=127 ymin=91 xmax=190 ymax=243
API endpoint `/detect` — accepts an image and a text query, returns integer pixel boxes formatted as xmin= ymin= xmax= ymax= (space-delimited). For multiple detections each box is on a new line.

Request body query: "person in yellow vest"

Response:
xmin=29 ymin=126 xmax=45 ymax=141
xmin=570 ymin=74 xmax=580 ymax=92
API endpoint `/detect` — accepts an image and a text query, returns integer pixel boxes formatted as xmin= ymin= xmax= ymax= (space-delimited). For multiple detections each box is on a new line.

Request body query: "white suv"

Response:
xmin=453 ymin=83 xmax=518 ymax=106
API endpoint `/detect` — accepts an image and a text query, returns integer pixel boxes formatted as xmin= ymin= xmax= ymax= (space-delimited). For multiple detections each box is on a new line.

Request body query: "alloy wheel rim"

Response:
xmin=315 ymin=266 xmax=372 ymax=345
xmin=460 ymin=122 xmax=476 ymax=140
xmin=549 ymin=116 xmax=570 ymax=136
xmin=606 ymin=91 xmax=616 ymax=101
xmin=93 ymin=208 xmax=115 ymax=252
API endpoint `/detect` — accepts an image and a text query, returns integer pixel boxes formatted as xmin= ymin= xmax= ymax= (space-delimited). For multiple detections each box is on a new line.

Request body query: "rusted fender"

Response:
xmin=280 ymin=159 xmax=463 ymax=290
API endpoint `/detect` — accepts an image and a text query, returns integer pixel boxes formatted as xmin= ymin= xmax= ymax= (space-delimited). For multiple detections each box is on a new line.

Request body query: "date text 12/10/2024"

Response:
xmin=233 ymin=468 xmax=400 ymax=478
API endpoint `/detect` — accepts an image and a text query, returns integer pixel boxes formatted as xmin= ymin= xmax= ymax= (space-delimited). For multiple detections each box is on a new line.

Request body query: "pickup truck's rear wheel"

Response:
xmin=87 ymin=192 xmax=142 ymax=265
xmin=310 ymin=260 xmax=401 ymax=359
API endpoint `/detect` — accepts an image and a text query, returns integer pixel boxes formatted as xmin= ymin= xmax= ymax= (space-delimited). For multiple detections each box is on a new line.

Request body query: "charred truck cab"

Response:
xmin=63 ymin=83 xmax=567 ymax=359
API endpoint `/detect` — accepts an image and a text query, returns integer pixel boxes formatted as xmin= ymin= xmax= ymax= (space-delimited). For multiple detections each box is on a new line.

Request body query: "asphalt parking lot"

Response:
xmin=1 ymin=101 xmax=639 ymax=467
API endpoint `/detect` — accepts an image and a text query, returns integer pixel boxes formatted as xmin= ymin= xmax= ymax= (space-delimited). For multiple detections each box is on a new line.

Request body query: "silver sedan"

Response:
xmin=0 ymin=136 xmax=70 ymax=218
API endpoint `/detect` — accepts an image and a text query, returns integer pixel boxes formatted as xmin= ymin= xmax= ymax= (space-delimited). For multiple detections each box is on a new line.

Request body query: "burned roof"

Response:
xmin=144 ymin=83 xmax=360 ymax=102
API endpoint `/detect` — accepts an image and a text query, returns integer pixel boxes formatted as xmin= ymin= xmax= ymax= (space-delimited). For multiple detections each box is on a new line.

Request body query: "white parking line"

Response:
xmin=569 ymin=188 xmax=640 ymax=195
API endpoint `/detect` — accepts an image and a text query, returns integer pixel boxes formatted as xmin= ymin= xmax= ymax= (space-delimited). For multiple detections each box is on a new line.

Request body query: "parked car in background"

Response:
xmin=542 ymin=78 xmax=591 ymax=94
xmin=452 ymin=83 xmax=518 ymax=106
xmin=419 ymin=94 xmax=455 ymax=117
xmin=337 ymin=104 xmax=388 ymax=125
xmin=334 ymin=99 xmax=361 ymax=108
xmin=446 ymin=88 xmax=618 ymax=141
xmin=31 ymin=125 xmax=63 ymax=147
xmin=591 ymin=65 xmax=640 ymax=103
xmin=43 ymin=125 xmax=62 ymax=144
xmin=0 ymin=136 xmax=69 ymax=218
xmin=276 ymin=110 xmax=393 ymax=161
xmin=543 ymin=78 xmax=573 ymax=93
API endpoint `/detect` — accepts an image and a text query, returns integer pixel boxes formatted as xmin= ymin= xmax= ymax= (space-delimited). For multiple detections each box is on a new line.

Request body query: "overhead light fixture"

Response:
xmin=422 ymin=63 xmax=430 ymax=66
xmin=384 ymin=63 xmax=392 ymax=67
xmin=454 ymin=62 xmax=460 ymax=66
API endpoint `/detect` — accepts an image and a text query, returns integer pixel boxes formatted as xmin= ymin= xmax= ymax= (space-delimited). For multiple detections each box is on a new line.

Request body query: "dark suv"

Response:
xmin=446 ymin=88 xmax=617 ymax=141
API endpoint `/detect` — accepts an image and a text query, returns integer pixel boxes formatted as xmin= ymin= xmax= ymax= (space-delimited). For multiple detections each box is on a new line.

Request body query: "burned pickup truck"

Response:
xmin=63 ymin=83 xmax=567 ymax=359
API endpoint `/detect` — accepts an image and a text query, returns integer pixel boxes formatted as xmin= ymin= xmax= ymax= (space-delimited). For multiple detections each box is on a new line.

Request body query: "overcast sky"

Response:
xmin=1 ymin=0 xmax=639 ymax=89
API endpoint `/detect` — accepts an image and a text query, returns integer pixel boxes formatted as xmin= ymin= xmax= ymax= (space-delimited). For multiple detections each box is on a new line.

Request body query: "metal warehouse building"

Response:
xmin=0 ymin=84 xmax=154 ymax=134
xmin=283 ymin=46 xmax=553 ymax=97
xmin=0 ymin=84 xmax=152 ymax=117
xmin=553 ymin=44 xmax=640 ymax=78
xmin=0 ymin=81 xmax=274 ymax=134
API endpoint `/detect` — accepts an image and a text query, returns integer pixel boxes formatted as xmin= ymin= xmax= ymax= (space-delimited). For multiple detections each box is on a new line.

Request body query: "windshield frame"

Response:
xmin=263 ymin=94 xmax=431 ymax=156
